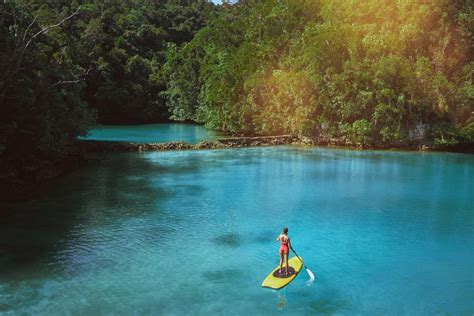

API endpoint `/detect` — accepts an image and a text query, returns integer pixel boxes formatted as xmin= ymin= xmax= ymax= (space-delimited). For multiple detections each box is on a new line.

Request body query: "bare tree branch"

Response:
xmin=1 ymin=7 xmax=82 ymax=105
xmin=49 ymin=79 xmax=83 ymax=88
xmin=22 ymin=14 xmax=38 ymax=42
xmin=24 ymin=7 xmax=80 ymax=50
xmin=49 ymin=64 xmax=93 ymax=89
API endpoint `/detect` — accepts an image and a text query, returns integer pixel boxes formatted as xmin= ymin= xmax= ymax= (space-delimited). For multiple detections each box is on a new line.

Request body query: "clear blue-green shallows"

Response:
xmin=79 ymin=123 xmax=222 ymax=144
xmin=1 ymin=147 xmax=473 ymax=314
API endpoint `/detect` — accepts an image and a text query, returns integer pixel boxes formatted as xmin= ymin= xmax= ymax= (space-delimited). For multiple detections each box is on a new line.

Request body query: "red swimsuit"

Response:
xmin=280 ymin=236 xmax=289 ymax=253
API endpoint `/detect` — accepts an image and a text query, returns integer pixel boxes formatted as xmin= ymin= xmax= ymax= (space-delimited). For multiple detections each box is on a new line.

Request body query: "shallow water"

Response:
xmin=81 ymin=123 xmax=221 ymax=144
xmin=1 ymin=147 xmax=473 ymax=315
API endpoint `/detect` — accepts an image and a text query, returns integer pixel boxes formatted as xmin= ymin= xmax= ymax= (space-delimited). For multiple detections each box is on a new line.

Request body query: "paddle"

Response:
xmin=290 ymin=245 xmax=315 ymax=283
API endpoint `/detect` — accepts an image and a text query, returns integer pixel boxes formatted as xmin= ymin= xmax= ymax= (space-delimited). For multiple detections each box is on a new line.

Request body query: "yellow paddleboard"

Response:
xmin=261 ymin=256 xmax=303 ymax=290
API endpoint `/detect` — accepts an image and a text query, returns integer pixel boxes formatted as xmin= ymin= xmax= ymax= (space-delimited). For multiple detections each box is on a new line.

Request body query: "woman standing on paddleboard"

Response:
xmin=276 ymin=227 xmax=291 ymax=275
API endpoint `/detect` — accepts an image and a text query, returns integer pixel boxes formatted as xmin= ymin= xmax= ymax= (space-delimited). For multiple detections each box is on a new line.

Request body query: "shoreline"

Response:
xmin=80 ymin=135 xmax=474 ymax=154
xmin=80 ymin=135 xmax=299 ymax=152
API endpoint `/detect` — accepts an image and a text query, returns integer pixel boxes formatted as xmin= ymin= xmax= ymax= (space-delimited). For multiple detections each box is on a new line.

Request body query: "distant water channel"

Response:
xmin=0 ymin=147 xmax=473 ymax=314
xmin=81 ymin=123 xmax=222 ymax=144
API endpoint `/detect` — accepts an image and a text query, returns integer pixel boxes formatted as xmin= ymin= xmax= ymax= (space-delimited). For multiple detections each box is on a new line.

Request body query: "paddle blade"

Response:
xmin=305 ymin=267 xmax=315 ymax=284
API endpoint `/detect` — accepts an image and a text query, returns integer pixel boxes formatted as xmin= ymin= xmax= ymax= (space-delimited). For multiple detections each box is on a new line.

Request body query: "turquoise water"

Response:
xmin=81 ymin=123 xmax=222 ymax=144
xmin=1 ymin=147 xmax=473 ymax=315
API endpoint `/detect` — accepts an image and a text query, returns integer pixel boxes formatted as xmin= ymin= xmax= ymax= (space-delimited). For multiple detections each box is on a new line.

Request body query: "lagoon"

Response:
xmin=0 ymin=147 xmax=473 ymax=314
xmin=81 ymin=123 xmax=221 ymax=144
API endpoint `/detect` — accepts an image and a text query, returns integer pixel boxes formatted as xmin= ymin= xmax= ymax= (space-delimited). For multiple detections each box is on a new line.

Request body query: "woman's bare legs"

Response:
xmin=279 ymin=251 xmax=283 ymax=273
xmin=285 ymin=252 xmax=289 ymax=275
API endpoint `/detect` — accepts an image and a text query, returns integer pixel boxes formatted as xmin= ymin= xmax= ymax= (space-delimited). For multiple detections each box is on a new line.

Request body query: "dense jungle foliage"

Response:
xmin=0 ymin=0 xmax=473 ymax=196
xmin=0 ymin=0 xmax=217 ymax=193
xmin=166 ymin=0 xmax=473 ymax=147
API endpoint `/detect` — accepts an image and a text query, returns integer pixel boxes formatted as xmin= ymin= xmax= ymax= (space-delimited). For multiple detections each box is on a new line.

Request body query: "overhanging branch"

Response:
xmin=24 ymin=7 xmax=80 ymax=50
xmin=49 ymin=64 xmax=93 ymax=89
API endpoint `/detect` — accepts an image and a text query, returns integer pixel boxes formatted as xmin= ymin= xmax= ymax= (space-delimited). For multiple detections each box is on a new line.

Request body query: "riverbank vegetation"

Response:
xmin=1 ymin=0 xmax=473 ymax=197
xmin=165 ymin=0 xmax=473 ymax=148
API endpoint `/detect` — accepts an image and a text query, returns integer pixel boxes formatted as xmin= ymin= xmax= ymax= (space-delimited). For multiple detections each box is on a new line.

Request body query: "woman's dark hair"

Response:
xmin=283 ymin=227 xmax=288 ymax=234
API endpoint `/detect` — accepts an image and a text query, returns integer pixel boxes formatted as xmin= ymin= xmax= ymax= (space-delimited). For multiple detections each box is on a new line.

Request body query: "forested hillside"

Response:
xmin=166 ymin=0 xmax=473 ymax=147
xmin=1 ymin=0 xmax=473 ymax=196
xmin=0 ymin=0 xmax=217 ymax=194
xmin=2 ymin=0 xmax=216 ymax=123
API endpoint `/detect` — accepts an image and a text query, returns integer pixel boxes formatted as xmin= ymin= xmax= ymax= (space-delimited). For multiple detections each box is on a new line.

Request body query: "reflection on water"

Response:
xmin=0 ymin=147 xmax=473 ymax=314
xmin=277 ymin=289 xmax=287 ymax=310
